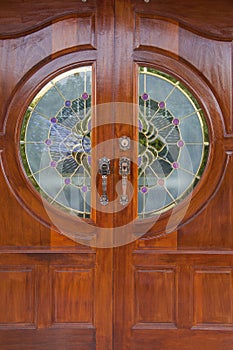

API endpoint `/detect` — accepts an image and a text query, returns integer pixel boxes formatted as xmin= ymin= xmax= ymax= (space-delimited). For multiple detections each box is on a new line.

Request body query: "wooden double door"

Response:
xmin=0 ymin=1 xmax=233 ymax=349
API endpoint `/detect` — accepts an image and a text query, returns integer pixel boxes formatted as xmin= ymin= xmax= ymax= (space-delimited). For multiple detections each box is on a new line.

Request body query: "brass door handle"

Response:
xmin=119 ymin=157 xmax=130 ymax=205
xmin=99 ymin=157 xmax=110 ymax=205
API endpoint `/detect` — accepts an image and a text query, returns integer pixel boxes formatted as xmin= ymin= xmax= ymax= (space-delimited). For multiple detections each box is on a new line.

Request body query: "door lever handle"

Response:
xmin=99 ymin=157 xmax=110 ymax=205
xmin=119 ymin=157 xmax=130 ymax=205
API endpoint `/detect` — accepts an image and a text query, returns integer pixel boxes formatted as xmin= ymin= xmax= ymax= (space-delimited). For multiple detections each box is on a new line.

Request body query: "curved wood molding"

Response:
xmin=134 ymin=14 xmax=233 ymax=43
xmin=2 ymin=52 xmax=97 ymax=229
xmin=178 ymin=151 xmax=233 ymax=248
xmin=0 ymin=13 xmax=96 ymax=46
xmin=0 ymin=0 xmax=232 ymax=40
xmin=0 ymin=13 xmax=96 ymax=39
xmin=0 ymin=0 xmax=96 ymax=38
xmin=133 ymin=0 xmax=233 ymax=41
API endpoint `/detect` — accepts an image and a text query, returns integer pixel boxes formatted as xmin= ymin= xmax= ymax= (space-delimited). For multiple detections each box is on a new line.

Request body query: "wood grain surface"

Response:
xmin=0 ymin=1 xmax=232 ymax=349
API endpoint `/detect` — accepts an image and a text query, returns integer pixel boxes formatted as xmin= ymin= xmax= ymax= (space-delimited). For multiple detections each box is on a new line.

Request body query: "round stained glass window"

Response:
xmin=20 ymin=65 xmax=209 ymax=221
xmin=20 ymin=66 xmax=92 ymax=218
xmin=138 ymin=67 xmax=209 ymax=218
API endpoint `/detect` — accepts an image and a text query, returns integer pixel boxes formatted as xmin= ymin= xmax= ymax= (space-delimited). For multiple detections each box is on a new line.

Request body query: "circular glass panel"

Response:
xmin=138 ymin=67 xmax=209 ymax=218
xmin=20 ymin=66 xmax=92 ymax=218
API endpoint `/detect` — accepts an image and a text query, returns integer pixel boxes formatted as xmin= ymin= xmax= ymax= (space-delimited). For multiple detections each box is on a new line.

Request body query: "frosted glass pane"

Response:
xmin=166 ymin=87 xmax=195 ymax=118
xmin=146 ymin=74 xmax=174 ymax=102
xmin=165 ymin=169 xmax=194 ymax=198
xmin=55 ymin=73 xmax=84 ymax=100
xmin=145 ymin=186 xmax=172 ymax=212
xmin=179 ymin=145 xmax=203 ymax=174
xmin=179 ymin=115 xmax=203 ymax=143
xmin=56 ymin=186 xmax=84 ymax=212
xmin=25 ymin=143 xmax=50 ymax=173
xmin=85 ymin=70 xmax=92 ymax=94
xmin=35 ymin=167 xmax=63 ymax=198
xmin=175 ymin=169 xmax=194 ymax=195
xmin=26 ymin=113 xmax=51 ymax=142
xmin=35 ymin=86 xmax=64 ymax=118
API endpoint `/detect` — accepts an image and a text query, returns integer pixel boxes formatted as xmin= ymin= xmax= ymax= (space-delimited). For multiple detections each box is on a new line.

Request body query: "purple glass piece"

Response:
xmin=172 ymin=162 xmax=179 ymax=169
xmin=65 ymin=178 xmax=71 ymax=185
xmin=82 ymin=185 xmax=88 ymax=193
xmin=87 ymin=156 xmax=91 ymax=165
xmin=138 ymin=120 xmax=143 ymax=131
xmin=88 ymin=119 xmax=91 ymax=131
xmin=138 ymin=156 xmax=142 ymax=166
xmin=65 ymin=100 xmax=71 ymax=107
xmin=45 ymin=139 xmax=52 ymax=146
xmin=50 ymin=161 xmax=57 ymax=168
xmin=141 ymin=186 xmax=148 ymax=193
xmin=173 ymin=118 xmax=180 ymax=125
xmin=157 ymin=178 xmax=165 ymax=186
xmin=141 ymin=93 xmax=149 ymax=101
xmin=177 ymin=140 xmax=184 ymax=147
xmin=82 ymin=92 xmax=89 ymax=100
xmin=159 ymin=101 xmax=165 ymax=109
xmin=51 ymin=117 xmax=57 ymax=124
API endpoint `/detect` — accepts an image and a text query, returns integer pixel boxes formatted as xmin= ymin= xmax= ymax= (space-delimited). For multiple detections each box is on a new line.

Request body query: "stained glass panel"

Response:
xmin=138 ymin=67 xmax=209 ymax=218
xmin=20 ymin=66 xmax=92 ymax=218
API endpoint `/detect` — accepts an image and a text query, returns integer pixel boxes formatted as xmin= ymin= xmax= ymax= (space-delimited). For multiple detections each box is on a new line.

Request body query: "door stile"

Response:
xmin=113 ymin=1 xmax=137 ymax=349
xmin=94 ymin=1 xmax=115 ymax=349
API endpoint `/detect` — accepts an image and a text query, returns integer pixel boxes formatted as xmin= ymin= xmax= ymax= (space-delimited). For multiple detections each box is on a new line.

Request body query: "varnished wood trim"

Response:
xmin=133 ymin=250 xmax=233 ymax=256
xmin=0 ymin=324 xmax=37 ymax=330
xmin=224 ymin=137 xmax=233 ymax=150
xmin=0 ymin=135 xmax=4 ymax=149
xmin=191 ymin=324 xmax=233 ymax=331
xmin=134 ymin=13 xmax=233 ymax=42
xmin=0 ymin=248 xmax=95 ymax=253
xmin=0 ymin=13 xmax=96 ymax=40
xmin=132 ymin=322 xmax=177 ymax=330
xmin=0 ymin=253 xmax=96 ymax=267
xmin=49 ymin=323 xmax=95 ymax=329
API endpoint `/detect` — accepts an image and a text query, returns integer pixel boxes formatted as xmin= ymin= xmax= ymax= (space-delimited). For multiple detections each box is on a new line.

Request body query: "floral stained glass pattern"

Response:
xmin=20 ymin=66 xmax=92 ymax=218
xmin=138 ymin=67 xmax=209 ymax=218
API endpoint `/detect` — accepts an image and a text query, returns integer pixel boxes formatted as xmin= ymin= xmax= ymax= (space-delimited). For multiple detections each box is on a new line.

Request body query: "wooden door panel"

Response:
xmin=131 ymin=329 xmax=233 ymax=350
xmin=131 ymin=251 xmax=233 ymax=348
xmin=0 ymin=267 xmax=36 ymax=326
xmin=135 ymin=14 xmax=179 ymax=54
xmin=193 ymin=269 xmax=233 ymax=326
xmin=0 ymin=163 xmax=50 ymax=246
xmin=134 ymin=268 xmax=177 ymax=326
xmin=0 ymin=253 xmax=96 ymax=349
xmin=179 ymin=153 xmax=233 ymax=249
xmin=0 ymin=330 xmax=95 ymax=350
xmin=51 ymin=267 xmax=94 ymax=325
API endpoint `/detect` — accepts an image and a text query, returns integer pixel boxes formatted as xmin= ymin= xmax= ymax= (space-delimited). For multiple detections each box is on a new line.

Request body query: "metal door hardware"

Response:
xmin=99 ymin=157 xmax=110 ymax=205
xmin=119 ymin=157 xmax=130 ymax=205
xmin=119 ymin=136 xmax=130 ymax=151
